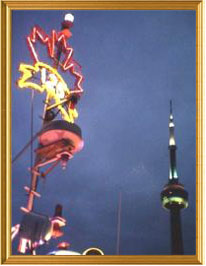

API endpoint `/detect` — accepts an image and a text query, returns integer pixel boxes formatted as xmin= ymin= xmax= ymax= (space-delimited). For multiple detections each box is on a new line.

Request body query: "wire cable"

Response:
xmin=31 ymin=90 xmax=35 ymax=179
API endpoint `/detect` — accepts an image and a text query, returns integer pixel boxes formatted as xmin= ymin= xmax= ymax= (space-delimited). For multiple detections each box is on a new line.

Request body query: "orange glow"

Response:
xmin=57 ymin=241 xmax=70 ymax=249
xmin=18 ymin=238 xmax=28 ymax=253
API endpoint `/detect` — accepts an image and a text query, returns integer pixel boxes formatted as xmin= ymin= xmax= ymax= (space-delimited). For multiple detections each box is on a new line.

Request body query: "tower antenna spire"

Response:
xmin=168 ymin=100 xmax=178 ymax=182
xmin=170 ymin=100 xmax=173 ymax=115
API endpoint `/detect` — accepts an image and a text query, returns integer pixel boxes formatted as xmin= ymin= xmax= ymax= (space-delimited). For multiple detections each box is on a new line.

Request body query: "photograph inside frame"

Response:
xmin=11 ymin=10 xmax=196 ymax=256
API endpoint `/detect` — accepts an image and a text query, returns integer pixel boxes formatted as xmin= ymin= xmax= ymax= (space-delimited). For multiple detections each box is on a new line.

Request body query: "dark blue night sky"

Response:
xmin=12 ymin=10 xmax=196 ymax=255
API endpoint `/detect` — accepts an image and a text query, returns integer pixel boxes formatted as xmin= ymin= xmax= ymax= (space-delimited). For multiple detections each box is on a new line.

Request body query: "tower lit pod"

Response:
xmin=161 ymin=183 xmax=188 ymax=210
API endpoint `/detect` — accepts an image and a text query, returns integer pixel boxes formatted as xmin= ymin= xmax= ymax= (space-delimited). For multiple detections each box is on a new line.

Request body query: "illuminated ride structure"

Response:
xmin=161 ymin=101 xmax=188 ymax=255
xmin=12 ymin=14 xmax=104 ymax=256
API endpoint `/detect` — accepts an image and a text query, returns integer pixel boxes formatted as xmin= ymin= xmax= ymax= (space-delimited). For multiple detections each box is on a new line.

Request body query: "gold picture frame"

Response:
xmin=0 ymin=0 xmax=204 ymax=264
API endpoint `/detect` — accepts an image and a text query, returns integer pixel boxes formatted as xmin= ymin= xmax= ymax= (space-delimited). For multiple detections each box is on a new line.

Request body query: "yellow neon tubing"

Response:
xmin=18 ymin=62 xmax=78 ymax=123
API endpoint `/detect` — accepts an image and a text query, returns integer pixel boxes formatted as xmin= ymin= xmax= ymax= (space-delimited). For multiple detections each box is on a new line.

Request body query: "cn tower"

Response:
xmin=161 ymin=101 xmax=188 ymax=255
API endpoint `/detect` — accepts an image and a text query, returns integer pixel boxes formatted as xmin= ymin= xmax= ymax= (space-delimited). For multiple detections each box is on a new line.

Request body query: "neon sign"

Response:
xmin=27 ymin=26 xmax=83 ymax=95
xmin=18 ymin=62 xmax=78 ymax=123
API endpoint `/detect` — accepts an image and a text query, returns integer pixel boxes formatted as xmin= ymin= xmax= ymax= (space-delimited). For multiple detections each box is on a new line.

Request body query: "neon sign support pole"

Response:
xmin=26 ymin=75 xmax=56 ymax=212
xmin=26 ymin=40 xmax=64 ymax=213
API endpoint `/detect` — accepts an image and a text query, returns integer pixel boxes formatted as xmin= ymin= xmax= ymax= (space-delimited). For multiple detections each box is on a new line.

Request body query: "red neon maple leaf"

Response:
xmin=27 ymin=25 xmax=84 ymax=94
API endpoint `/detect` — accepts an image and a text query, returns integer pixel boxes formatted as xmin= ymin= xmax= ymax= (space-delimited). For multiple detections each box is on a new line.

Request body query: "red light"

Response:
xmin=27 ymin=26 xmax=84 ymax=95
xmin=57 ymin=241 xmax=70 ymax=250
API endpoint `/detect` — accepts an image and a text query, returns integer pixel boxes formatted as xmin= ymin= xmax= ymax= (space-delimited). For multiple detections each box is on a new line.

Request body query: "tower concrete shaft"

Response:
xmin=170 ymin=207 xmax=183 ymax=254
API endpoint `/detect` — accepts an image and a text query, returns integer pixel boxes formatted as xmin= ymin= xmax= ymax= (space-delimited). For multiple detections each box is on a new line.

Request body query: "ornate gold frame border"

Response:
xmin=0 ymin=0 xmax=204 ymax=264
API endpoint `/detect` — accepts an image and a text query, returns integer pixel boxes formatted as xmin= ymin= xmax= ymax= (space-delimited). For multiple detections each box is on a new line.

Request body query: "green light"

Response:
xmin=162 ymin=196 xmax=188 ymax=209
